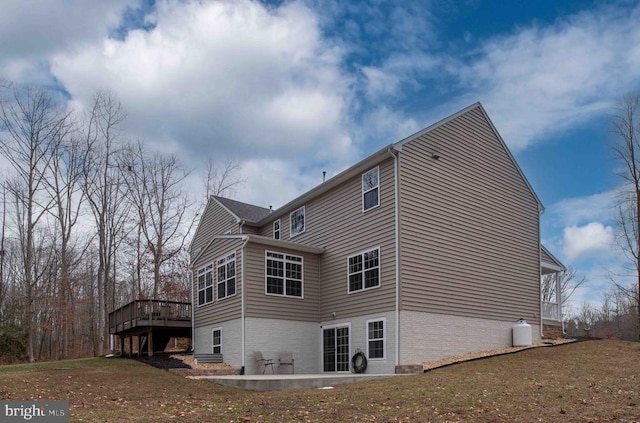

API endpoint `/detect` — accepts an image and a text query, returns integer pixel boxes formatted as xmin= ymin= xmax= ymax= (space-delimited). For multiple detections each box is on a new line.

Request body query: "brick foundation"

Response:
xmin=542 ymin=325 xmax=564 ymax=340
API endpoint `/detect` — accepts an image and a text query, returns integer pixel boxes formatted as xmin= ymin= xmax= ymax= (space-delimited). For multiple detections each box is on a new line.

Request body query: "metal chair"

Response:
xmin=254 ymin=351 xmax=274 ymax=374
xmin=279 ymin=352 xmax=295 ymax=374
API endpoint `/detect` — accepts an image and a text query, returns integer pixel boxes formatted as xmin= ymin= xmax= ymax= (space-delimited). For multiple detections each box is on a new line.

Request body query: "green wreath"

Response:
xmin=351 ymin=350 xmax=367 ymax=373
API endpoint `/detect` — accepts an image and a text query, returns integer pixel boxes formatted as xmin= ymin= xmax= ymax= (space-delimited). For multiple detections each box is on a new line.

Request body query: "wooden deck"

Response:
xmin=108 ymin=300 xmax=192 ymax=356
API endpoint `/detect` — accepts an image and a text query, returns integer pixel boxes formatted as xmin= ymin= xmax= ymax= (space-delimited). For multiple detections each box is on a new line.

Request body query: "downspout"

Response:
xmin=387 ymin=147 xmax=400 ymax=368
xmin=538 ymin=208 xmax=544 ymax=340
xmin=558 ymin=273 xmax=565 ymax=335
xmin=191 ymin=270 xmax=195 ymax=352
xmin=239 ymin=236 xmax=249 ymax=372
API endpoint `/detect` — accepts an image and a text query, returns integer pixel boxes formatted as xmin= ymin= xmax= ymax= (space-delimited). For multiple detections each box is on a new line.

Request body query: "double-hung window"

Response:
xmin=197 ymin=265 xmax=214 ymax=306
xmin=212 ymin=328 xmax=221 ymax=354
xmin=216 ymin=252 xmax=236 ymax=300
xmin=362 ymin=167 xmax=379 ymax=211
xmin=290 ymin=206 xmax=305 ymax=237
xmin=273 ymin=219 xmax=281 ymax=240
xmin=266 ymin=251 xmax=303 ymax=298
xmin=348 ymin=247 xmax=380 ymax=293
xmin=367 ymin=319 xmax=385 ymax=360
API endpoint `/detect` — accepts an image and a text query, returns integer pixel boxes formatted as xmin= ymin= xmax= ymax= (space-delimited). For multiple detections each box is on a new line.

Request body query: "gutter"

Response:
xmin=387 ymin=147 xmax=400 ymax=367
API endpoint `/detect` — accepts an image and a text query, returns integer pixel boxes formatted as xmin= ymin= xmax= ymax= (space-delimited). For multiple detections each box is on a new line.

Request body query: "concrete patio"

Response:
xmin=187 ymin=373 xmax=405 ymax=391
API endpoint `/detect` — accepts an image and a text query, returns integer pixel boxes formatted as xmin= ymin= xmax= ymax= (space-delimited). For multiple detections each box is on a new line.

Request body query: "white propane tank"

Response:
xmin=512 ymin=319 xmax=532 ymax=347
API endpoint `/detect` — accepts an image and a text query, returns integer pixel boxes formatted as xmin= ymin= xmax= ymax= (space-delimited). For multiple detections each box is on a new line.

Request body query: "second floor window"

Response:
xmin=266 ymin=251 xmax=303 ymax=298
xmin=273 ymin=219 xmax=281 ymax=240
xmin=217 ymin=252 xmax=236 ymax=300
xmin=197 ymin=264 xmax=213 ymax=306
xmin=362 ymin=167 xmax=379 ymax=211
xmin=290 ymin=206 xmax=305 ymax=237
xmin=348 ymin=247 xmax=380 ymax=293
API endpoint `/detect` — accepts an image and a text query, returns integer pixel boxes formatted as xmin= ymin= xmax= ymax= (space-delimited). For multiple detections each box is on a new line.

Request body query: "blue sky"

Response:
xmin=2 ymin=0 xmax=640 ymax=312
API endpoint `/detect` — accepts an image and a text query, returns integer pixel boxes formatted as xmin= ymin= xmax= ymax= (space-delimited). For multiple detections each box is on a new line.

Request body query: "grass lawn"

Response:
xmin=1 ymin=339 xmax=639 ymax=422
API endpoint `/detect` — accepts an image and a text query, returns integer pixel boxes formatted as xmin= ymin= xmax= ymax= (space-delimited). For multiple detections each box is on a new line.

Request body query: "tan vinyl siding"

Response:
xmin=398 ymin=106 xmax=540 ymax=322
xmin=244 ymin=242 xmax=320 ymax=321
xmin=193 ymin=237 xmax=243 ymax=328
xmin=259 ymin=159 xmax=397 ymax=319
xmin=240 ymin=224 xmax=260 ymax=235
xmin=191 ymin=199 xmax=239 ymax=255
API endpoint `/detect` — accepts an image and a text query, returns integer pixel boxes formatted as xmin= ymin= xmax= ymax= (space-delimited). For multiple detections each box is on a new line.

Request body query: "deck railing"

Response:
xmin=542 ymin=301 xmax=560 ymax=321
xmin=108 ymin=300 xmax=191 ymax=334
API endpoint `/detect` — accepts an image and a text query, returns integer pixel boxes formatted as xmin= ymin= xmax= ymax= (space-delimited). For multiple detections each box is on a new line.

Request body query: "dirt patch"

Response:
xmin=134 ymin=354 xmax=192 ymax=370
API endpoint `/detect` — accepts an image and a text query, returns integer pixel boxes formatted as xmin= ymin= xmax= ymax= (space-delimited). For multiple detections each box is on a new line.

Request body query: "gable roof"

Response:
xmin=541 ymin=244 xmax=566 ymax=272
xmin=394 ymin=102 xmax=543 ymax=212
xmin=212 ymin=196 xmax=272 ymax=224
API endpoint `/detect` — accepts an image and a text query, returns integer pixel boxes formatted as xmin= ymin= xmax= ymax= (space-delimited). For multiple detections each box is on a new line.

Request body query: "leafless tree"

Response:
xmin=0 ymin=183 xmax=7 ymax=316
xmin=0 ymin=86 xmax=73 ymax=361
xmin=80 ymin=91 xmax=130 ymax=355
xmin=541 ymin=268 xmax=586 ymax=311
xmin=121 ymin=142 xmax=195 ymax=299
xmin=611 ymin=94 xmax=640 ymax=341
xmin=45 ymin=131 xmax=88 ymax=358
xmin=203 ymin=156 xmax=243 ymax=200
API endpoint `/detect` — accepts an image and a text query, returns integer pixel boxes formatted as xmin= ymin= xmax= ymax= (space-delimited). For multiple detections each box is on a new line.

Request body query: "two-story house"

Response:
xmin=190 ymin=102 xmax=564 ymax=375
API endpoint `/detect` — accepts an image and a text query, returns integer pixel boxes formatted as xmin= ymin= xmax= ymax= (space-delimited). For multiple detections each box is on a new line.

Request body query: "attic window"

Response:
xmin=273 ymin=219 xmax=281 ymax=240
xmin=362 ymin=167 xmax=379 ymax=211
xmin=290 ymin=206 xmax=305 ymax=237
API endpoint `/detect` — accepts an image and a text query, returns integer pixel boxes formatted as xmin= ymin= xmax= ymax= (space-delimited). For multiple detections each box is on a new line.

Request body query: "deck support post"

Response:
xmin=129 ymin=336 xmax=133 ymax=358
xmin=120 ymin=336 xmax=124 ymax=356
xmin=148 ymin=329 xmax=154 ymax=357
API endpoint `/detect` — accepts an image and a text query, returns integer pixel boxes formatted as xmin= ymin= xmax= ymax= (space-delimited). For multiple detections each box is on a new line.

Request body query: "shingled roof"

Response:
xmin=213 ymin=196 xmax=272 ymax=224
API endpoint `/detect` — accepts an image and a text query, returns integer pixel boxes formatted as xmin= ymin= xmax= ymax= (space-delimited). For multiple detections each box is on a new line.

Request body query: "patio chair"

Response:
xmin=279 ymin=352 xmax=295 ymax=374
xmin=254 ymin=351 xmax=275 ymax=374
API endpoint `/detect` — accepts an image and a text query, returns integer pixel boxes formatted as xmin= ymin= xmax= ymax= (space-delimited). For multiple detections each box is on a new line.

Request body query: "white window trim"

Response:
xmin=347 ymin=246 xmax=381 ymax=294
xmin=362 ymin=166 xmax=380 ymax=212
xmin=273 ymin=219 xmax=281 ymax=240
xmin=366 ymin=318 xmax=386 ymax=361
xmin=216 ymin=251 xmax=237 ymax=301
xmin=212 ymin=327 xmax=222 ymax=355
xmin=320 ymin=322 xmax=351 ymax=373
xmin=196 ymin=263 xmax=214 ymax=307
xmin=264 ymin=250 xmax=305 ymax=299
xmin=290 ymin=206 xmax=306 ymax=238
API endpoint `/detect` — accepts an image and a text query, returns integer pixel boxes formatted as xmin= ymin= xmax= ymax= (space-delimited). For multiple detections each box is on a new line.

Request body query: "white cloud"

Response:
xmin=0 ymin=0 xmax=133 ymax=82
xmin=50 ymin=0 xmax=357 ymax=168
xmin=357 ymin=106 xmax=420 ymax=146
xmin=362 ymin=53 xmax=440 ymax=101
xmin=563 ymin=222 xmax=615 ymax=261
xmin=544 ymin=189 xmax=619 ymax=228
xmin=236 ymin=158 xmax=325 ymax=210
xmin=454 ymin=3 xmax=640 ymax=151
